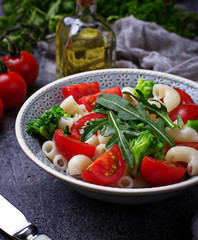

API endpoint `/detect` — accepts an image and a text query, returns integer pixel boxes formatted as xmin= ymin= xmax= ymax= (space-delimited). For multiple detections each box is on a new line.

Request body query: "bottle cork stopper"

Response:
xmin=77 ymin=0 xmax=96 ymax=7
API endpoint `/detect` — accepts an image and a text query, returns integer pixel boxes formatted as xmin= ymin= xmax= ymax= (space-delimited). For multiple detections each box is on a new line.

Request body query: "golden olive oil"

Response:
xmin=56 ymin=0 xmax=116 ymax=79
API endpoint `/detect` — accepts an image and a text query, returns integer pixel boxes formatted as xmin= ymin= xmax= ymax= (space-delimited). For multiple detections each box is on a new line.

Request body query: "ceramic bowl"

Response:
xmin=15 ymin=69 xmax=198 ymax=204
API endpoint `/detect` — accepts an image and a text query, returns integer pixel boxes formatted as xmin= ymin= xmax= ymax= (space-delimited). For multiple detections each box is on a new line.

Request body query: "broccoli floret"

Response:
xmin=127 ymin=130 xmax=165 ymax=177
xmin=134 ymin=78 xmax=155 ymax=99
xmin=26 ymin=105 xmax=72 ymax=140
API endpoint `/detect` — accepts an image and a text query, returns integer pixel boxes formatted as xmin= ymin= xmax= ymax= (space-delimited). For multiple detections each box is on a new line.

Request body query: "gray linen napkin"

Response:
xmin=112 ymin=15 xmax=198 ymax=82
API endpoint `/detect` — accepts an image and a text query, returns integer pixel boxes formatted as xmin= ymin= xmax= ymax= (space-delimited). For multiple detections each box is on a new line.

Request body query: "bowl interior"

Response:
xmin=15 ymin=69 xmax=198 ymax=203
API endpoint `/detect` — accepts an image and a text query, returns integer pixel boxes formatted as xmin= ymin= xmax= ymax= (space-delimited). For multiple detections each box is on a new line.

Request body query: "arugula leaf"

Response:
xmin=81 ymin=111 xmax=139 ymax=167
xmin=124 ymin=89 xmax=178 ymax=128
xmin=104 ymin=111 xmax=139 ymax=168
xmin=81 ymin=117 xmax=109 ymax=142
xmin=96 ymin=94 xmax=175 ymax=147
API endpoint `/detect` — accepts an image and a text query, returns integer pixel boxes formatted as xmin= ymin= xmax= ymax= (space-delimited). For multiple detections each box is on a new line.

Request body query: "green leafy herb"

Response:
xmin=125 ymin=89 xmax=179 ymax=128
xmin=96 ymin=94 xmax=175 ymax=147
xmin=81 ymin=111 xmax=139 ymax=167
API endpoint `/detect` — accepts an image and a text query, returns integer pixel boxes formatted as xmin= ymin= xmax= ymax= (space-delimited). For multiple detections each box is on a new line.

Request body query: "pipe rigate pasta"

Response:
xmin=114 ymin=176 xmax=134 ymax=188
xmin=92 ymin=144 xmax=107 ymax=160
xmin=85 ymin=134 xmax=99 ymax=146
xmin=166 ymin=126 xmax=198 ymax=142
xmin=166 ymin=146 xmax=198 ymax=176
xmin=122 ymin=87 xmax=138 ymax=107
xmin=68 ymin=155 xmax=92 ymax=176
xmin=58 ymin=117 xmax=74 ymax=131
xmin=42 ymin=141 xmax=58 ymax=162
xmin=60 ymin=95 xmax=80 ymax=114
xmin=152 ymin=84 xmax=181 ymax=112
xmin=53 ymin=154 xmax=68 ymax=171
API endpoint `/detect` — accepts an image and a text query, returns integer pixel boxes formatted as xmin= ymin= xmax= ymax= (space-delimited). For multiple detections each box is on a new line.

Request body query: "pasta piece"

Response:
xmin=166 ymin=146 xmax=198 ymax=176
xmin=92 ymin=144 xmax=107 ymax=160
xmin=122 ymin=87 xmax=138 ymax=107
xmin=58 ymin=117 xmax=74 ymax=131
xmin=60 ymin=95 xmax=80 ymax=114
xmin=42 ymin=141 xmax=58 ymax=162
xmin=76 ymin=104 xmax=89 ymax=117
xmin=114 ymin=176 xmax=134 ymax=188
xmin=152 ymin=84 xmax=181 ymax=112
xmin=97 ymin=132 xmax=111 ymax=145
xmin=68 ymin=155 xmax=92 ymax=176
xmin=85 ymin=134 xmax=99 ymax=146
xmin=166 ymin=126 xmax=198 ymax=142
xmin=53 ymin=154 xmax=68 ymax=171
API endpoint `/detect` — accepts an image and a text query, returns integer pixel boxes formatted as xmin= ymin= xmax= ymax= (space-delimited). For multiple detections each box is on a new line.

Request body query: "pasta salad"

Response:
xmin=26 ymin=79 xmax=198 ymax=188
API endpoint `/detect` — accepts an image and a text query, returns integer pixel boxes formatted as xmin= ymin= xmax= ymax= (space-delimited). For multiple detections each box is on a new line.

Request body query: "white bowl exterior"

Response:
xmin=15 ymin=69 xmax=198 ymax=204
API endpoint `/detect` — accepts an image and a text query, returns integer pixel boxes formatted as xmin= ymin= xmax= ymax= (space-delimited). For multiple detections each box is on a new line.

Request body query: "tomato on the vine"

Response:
xmin=2 ymin=51 xmax=39 ymax=87
xmin=0 ymin=97 xmax=4 ymax=119
xmin=0 ymin=61 xmax=27 ymax=110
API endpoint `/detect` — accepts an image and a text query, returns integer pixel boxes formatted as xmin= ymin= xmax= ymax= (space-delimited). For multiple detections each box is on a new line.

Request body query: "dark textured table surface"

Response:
xmin=0 ymin=48 xmax=198 ymax=240
xmin=1 ymin=1 xmax=198 ymax=240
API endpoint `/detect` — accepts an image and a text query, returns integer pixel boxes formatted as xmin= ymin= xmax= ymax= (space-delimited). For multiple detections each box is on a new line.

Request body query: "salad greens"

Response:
xmin=1 ymin=0 xmax=198 ymax=53
xmin=81 ymin=91 xmax=176 ymax=169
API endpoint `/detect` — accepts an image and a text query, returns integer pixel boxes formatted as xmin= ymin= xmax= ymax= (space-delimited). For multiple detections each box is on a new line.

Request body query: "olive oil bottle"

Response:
xmin=56 ymin=0 xmax=116 ymax=79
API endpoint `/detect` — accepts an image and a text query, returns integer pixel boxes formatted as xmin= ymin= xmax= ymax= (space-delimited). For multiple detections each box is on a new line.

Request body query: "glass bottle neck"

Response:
xmin=76 ymin=0 xmax=96 ymax=18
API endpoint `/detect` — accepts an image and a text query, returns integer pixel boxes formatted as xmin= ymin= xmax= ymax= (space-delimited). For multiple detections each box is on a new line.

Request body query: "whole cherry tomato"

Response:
xmin=0 ymin=97 xmax=4 ymax=119
xmin=0 ymin=66 xmax=27 ymax=110
xmin=2 ymin=51 xmax=39 ymax=87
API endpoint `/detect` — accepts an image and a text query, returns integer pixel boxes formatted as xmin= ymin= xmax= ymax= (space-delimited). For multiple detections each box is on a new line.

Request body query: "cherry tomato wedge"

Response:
xmin=174 ymin=88 xmax=194 ymax=104
xmin=54 ymin=129 xmax=96 ymax=160
xmin=174 ymin=142 xmax=198 ymax=150
xmin=61 ymin=82 xmax=100 ymax=101
xmin=81 ymin=145 xmax=126 ymax=186
xmin=0 ymin=97 xmax=4 ymax=119
xmin=78 ymin=87 xmax=122 ymax=112
xmin=169 ymin=104 xmax=198 ymax=124
xmin=140 ymin=156 xmax=187 ymax=187
xmin=71 ymin=113 xmax=107 ymax=140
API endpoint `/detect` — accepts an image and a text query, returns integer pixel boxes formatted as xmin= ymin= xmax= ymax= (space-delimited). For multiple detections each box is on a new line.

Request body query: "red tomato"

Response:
xmin=62 ymin=82 xmax=100 ymax=101
xmin=78 ymin=87 xmax=122 ymax=111
xmin=169 ymin=104 xmax=198 ymax=124
xmin=165 ymin=142 xmax=198 ymax=153
xmin=54 ymin=129 xmax=96 ymax=160
xmin=174 ymin=142 xmax=198 ymax=150
xmin=81 ymin=145 xmax=126 ymax=186
xmin=0 ymin=71 xmax=27 ymax=110
xmin=71 ymin=113 xmax=107 ymax=140
xmin=0 ymin=97 xmax=4 ymax=119
xmin=174 ymin=88 xmax=194 ymax=104
xmin=2 ymin=51 xmax=39 ymax=87
xmin=140 ymin=156 xmax=187 ymax=187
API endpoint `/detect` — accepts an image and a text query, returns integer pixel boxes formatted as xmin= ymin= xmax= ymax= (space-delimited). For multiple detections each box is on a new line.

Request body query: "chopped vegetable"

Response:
xmin=26 ymin=105 xmax=72 ymax=140
xmin=81 ymin=145 xmax=126 ymax=186
xmin=184 ymin=120 xmax=198 ymax=133
xmin=134 ymin=78 xmax=155 ymax=99
xmin=128 ymin=130 xmax=165 ymax=177
xmin=140 ymin=156 xmax=187 ymax=187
